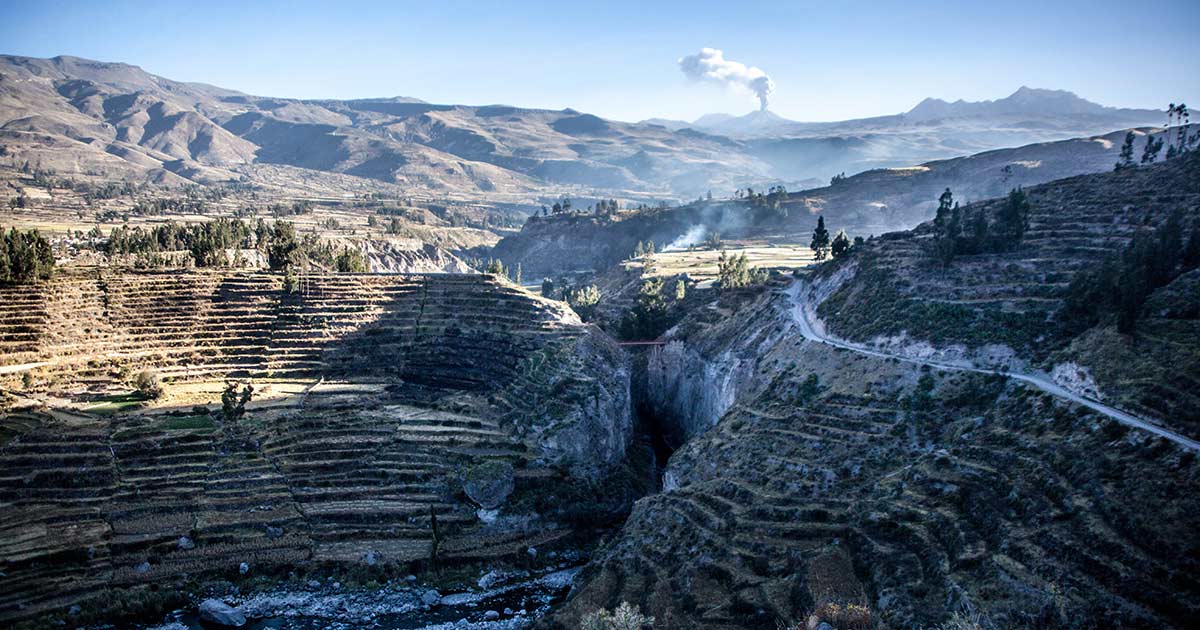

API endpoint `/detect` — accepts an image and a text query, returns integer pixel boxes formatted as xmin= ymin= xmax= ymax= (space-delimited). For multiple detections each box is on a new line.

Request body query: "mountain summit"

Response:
xmin=905 ymin=86 xmax=1156 ymax=121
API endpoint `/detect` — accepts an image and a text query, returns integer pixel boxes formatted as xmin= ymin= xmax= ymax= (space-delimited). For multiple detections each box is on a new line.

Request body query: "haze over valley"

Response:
xmin=1 ymin=2 xmax=1198 ymax=629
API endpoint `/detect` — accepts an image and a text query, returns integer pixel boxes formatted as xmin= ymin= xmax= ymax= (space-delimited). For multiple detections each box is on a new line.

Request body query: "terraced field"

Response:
xmin=0 ymin=270 xmax=631 ymax=625
xmin=560 ymin=291 xmax=1200 ymax=629
xmin=816 ymin=152 xmax=1200 ymax=438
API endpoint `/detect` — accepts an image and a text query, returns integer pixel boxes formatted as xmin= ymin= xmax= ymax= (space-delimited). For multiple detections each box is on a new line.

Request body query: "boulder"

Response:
xmin=421 ymin=589 xmax=441 ymax=607
xmin=177 ymin=536 xmax=195 ymax=550
xmin=484 ymin=610 xmax=501 ymax=620
xmin=198 ymin=599 xmax=246 ymax=627
xmin=238 ymin=562 xmax=249 ymax=575
xmin=462 ymin=461 xmax=515 ymax=510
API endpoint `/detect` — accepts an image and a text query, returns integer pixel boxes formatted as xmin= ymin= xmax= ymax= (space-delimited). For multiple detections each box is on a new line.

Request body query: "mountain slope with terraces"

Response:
xmin=0 ymin=271 xmax=633 ymax=625
xmin=492 ymin=127 xmax=1167 ymax=280
xmin=551 ymin=155 xmax=1200 ymax=629
xmin=813 ymin=151 xmax=1200 ymax=439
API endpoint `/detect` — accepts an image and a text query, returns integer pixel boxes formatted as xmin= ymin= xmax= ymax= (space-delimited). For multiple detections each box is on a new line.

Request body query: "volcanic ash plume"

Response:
xmin=678 ymin=47 xmax=775 ymax=110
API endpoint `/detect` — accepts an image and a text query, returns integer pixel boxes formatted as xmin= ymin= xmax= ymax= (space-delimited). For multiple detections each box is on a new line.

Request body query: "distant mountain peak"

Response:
xmin=906 ymin=86 xmax=1157 ymax=121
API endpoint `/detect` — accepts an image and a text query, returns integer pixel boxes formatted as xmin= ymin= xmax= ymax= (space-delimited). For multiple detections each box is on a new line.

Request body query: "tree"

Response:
xmin=1058 ymin=212 xmax=1194 ymax=336
xmin=1115 ymin=131 xmax=1136 ymax=170
xmin=810 ymin=216 xmax=831 ymax=261
xmin=566 ymin=284 xmax=601 ymax=321
xmin=717 ymin=251 xmax=767 ymax=289
xmin=619 ymin=276 xmax=668 ymax=340
xmin=995 ymin=188 xmax=1031 ymax=247
xmin=134 ymin=369 xmax=163 ymax=399
xmin=831 ymin=230 xmax=852 ymax=259
xmin=267 ymin=222 xmax=300 ymax=271
xmin=1 ymin=227 xmax=54 ymax=284
xmin=541 ymin=277 xmax=555 ymax=298
xmin=222 ymin=380 xmax=253 ymax=421
xmin=334 ymin=247 xmax=367 ymax=272
xmin=484 ymin=258 xmax=507 ymax=277
xmin=581 ymin=602 xmax=654 ymax=630
xmin=674 ymin=278 xmax=686 ymax=301
xmin=1141 ymin=134 xmax=1164 ymax=164
xmin=514 ymin=262 xmax=522 ymax=284
xmin=932 ymin=190 xmax=959 ymax=266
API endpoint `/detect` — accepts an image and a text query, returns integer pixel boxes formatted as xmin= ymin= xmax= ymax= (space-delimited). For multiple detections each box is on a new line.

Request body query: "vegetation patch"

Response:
xmin=83 ymin=391 xmax=149 ymax=415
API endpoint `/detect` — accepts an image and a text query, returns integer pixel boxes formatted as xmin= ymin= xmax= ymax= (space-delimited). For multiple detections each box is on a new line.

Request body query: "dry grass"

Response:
xmin=628 ymin=244 xmax=816 ymax=285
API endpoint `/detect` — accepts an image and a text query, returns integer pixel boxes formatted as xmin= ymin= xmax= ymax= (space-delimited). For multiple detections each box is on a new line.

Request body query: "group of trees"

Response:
xmin=930 ymin=187 xmax=1029 ymax=266
xmin=809 ymin=216 xmax=858 ymax=262
xmin=735 ymin=185 xmax=789 ymax=220
xmin=106 ymin=218 xmax=255 ymax=264
xmin=1114 ymin=102 xmax=1196 ymax=170
xmin=103 ymin=217 xmax=368 ymax=273
xmin=0 ymin=227 xmax=54 ymax=284
xmin=632 ymin=240 xmax=657 ymax=258
xmin=535 ymin=197 xmax=639 ymax=220
xmin=619 ymin=275 xmax=670 ymax=340
xmin=716 ymin=250 xmax=768 ymax=289
xmin=1059 ymin=210 xmax=1200 ymax=335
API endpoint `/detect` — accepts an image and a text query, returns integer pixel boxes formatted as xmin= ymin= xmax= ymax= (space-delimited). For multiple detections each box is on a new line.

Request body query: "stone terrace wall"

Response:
xmin=0 ymin=270 xmax=583 ymax=390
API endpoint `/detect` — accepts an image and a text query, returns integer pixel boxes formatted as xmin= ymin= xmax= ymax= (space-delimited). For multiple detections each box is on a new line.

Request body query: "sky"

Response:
xmin=1 ymin=0 xmax=1197 ymax=123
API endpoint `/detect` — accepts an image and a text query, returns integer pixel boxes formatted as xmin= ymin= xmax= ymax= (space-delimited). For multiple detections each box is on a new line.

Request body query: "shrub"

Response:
xmin=581 ymin=601 xmax=654 ymax=630
xmin=222 ymin=380 xmax=253 ymax=420
xmin=133 ymin=369 xmax=163 ymax=399
xmin=566 ymin=284 xmax=601 ymax=321
xmin=813 ymin=602 xmax=874 ymax=630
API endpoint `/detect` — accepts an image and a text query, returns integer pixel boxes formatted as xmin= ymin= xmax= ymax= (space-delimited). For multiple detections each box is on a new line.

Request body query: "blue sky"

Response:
xmin=1 ymin=0 xmax=1196 ymax=122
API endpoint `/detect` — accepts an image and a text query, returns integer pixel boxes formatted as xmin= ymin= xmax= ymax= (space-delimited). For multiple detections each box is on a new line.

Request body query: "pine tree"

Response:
xmin=1141 ymin=135 xmax=1164 ymax=164
xmin=674 ymin=278 xmax=686 ymax=301
xmin=541 ymin=278 xmax=555 ymax=298
xmin=996 ymin=188 xmax=1031 ymax=247
xmin=810 ymin=216 xmax=831 ymax=261
xmin=0 ymin=228 xmax=10 ymax=283
xmin=932 ymin=189 xmax=958 ymax=266
xmin=831 ymin=230 xmax=851 ymax=259
xmin=1115 ymin=131 xmax=1136 ymax=170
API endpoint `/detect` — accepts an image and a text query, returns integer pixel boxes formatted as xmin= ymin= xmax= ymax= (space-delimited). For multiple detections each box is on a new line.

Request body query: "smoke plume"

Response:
xmin=678 ymin=47 xmax=775 ymax=111
xmin=665 ymin=224 xmax=707 ymax=251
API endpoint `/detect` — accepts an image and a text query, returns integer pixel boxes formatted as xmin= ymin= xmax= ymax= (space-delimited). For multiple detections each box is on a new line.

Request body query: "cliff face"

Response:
xmin=499 ymin=330 xmax=634 ymax=478
xmin=642 ymin=282 xmax=796 ymax=443
xmin=645 ymin=341 xmax=742 ymax=443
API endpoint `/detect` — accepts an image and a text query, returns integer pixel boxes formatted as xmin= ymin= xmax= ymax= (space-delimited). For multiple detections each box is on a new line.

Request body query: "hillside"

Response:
xmin=814 ymin=151 xmax=1200 ymax=438
xmin=0 ymin=56 xmax=1166 ymax=211
xmin=492 ymin=127 xmax=1165 ymax=279
xmin=551 ymin=154 xmax=1200 ymax=629
xmin=0 ymin=55 xmax=766 ymax=206
xmin=0 ymin=271 xmax=634 ymax=625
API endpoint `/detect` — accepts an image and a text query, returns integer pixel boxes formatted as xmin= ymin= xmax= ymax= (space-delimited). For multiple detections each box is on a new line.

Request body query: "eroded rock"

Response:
xmin=198 ymin=599 xmax=246 ymax=627
xmin=462 ymin=461 xmax=515 ymax=510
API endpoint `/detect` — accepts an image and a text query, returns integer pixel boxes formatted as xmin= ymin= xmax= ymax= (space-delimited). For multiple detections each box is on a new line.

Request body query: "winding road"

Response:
xmin=787 ymin=283 xmax=1200 ymax=452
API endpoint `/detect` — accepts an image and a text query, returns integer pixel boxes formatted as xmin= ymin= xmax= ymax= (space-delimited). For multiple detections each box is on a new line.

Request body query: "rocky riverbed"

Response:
xmin=138 ymin=564 xmax=582 ymax=630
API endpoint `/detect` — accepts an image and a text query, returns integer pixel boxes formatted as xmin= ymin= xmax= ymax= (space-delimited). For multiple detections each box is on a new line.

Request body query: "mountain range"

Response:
xmin=0 ymin=55 xmax=1165 ymax=209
